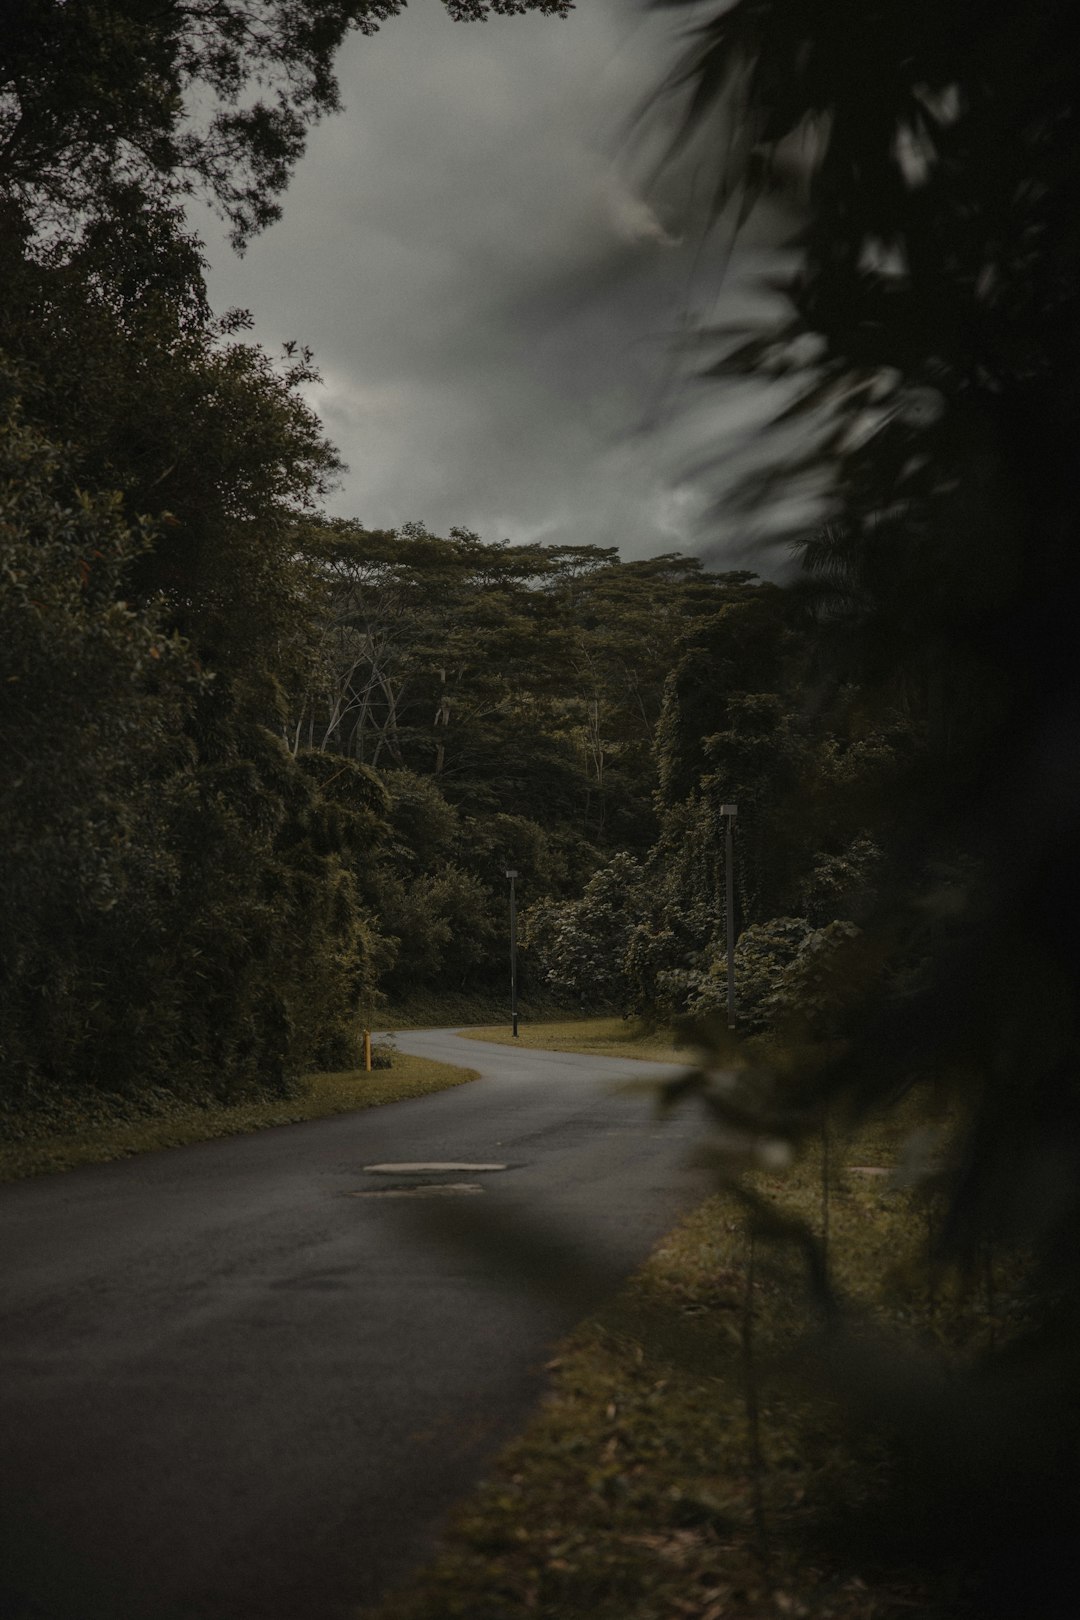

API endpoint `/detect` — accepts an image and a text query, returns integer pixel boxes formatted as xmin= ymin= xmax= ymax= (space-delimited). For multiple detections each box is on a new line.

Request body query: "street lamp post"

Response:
xmin=506 ymin=868 xmax=519 ymax=1038
xmin=720 ymin=805 xmax=738 ymax=1025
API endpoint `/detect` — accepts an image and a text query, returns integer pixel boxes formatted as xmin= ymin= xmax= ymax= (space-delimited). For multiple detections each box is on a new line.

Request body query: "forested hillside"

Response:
xmin=283 ymin=524 xmax=770 ymax=1007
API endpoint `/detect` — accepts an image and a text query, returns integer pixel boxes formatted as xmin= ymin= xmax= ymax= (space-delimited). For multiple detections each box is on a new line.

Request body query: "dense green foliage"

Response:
xmin=0 ymin=361 xmax=384 ymax=1110
xmin=520 ymin=570 xmax=907 ymax=1022
xmin=285 ymin=522 xmax=759 ymax=1002
xmin=1 ymin=0 xmax=579 ymax=1118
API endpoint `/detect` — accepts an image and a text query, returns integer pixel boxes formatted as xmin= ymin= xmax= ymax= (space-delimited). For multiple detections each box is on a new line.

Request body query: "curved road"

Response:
xmin=0 ymin=1029 xmax=706 ymax=1620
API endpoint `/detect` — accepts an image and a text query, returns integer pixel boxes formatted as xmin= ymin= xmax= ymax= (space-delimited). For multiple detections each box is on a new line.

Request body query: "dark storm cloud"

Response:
xmin=196 ymin=0 xmax=813 ymax=567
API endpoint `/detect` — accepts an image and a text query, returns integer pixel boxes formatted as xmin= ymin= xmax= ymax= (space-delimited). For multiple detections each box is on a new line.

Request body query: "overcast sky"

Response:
xmin=193 ymin=0 xmax=811 ymax=571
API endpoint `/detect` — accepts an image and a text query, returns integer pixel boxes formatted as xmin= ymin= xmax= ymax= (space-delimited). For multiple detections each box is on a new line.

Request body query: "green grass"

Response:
xmin=460 ymin=1016 xmax=689 ymax=1065
xmin=364 ymin=1089 xmax=1009 ymax=1620
xmin=0 ymin=1051 xmax=478 ymax=1183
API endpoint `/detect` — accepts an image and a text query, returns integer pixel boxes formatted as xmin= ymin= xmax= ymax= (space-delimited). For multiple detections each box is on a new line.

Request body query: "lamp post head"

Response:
xmin=719 ymin=804 xmax=737 ymax=817
xmin=505 ymin=868 xmax=519 ymax=879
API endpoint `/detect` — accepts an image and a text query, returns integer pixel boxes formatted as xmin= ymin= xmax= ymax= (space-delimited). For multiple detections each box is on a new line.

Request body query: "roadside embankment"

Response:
xmin=0 ymin=1049 xmax=478 ymax=1182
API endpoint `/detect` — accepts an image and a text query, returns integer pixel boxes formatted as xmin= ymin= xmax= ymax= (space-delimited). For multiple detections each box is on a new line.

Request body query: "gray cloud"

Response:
xmin=194 ymin=0 xmax=817 ymax=570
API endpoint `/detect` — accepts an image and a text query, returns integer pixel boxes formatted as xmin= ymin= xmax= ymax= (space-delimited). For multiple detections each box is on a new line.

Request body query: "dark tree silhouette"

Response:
xmin=1 ymin=0 xmax=574 ymax=247
xmin=653 ymin=1 xmax=1080 ymax=1606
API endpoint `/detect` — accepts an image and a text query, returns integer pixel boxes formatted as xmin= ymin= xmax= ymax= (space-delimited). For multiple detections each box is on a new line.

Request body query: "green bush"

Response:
xmin=521 ymin=853 xmax=645 ymax=1009
xmin=690 ymin=916 xmax=812 ymax=1030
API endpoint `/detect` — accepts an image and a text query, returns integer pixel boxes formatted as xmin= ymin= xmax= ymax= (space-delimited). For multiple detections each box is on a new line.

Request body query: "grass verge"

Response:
xmin=460 ymin=1016 xmax=688 ymax=1065
xmin=365 ymin=1089 xmax=1010 ymax=1620
xmin=0 ymin=1051 xmax=478 ymax=1183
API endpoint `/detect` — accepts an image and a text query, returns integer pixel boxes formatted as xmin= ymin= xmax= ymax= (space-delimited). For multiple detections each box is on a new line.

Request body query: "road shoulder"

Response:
xmin=0 ymin=1050 xmax=478 ymax=1182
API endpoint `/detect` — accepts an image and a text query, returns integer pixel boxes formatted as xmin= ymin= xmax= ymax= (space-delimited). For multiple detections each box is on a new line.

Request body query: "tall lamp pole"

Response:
xmin=720 ymin=805 xmax=738 ymax=1026
xmin=506 ymin=868 xmax=519 ymax=1038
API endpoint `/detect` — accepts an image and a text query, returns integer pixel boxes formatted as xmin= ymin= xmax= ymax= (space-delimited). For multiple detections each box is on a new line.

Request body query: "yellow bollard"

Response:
xmin=363 ymin=1029 xmax=372 ymax=1073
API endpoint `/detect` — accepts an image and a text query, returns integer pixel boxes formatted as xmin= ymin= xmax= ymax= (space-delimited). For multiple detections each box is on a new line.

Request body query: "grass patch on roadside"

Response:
xmin=461 ymin=1016 xmax=687 ymax=1065
xmin=366 ymin=1091 xmax=1013 ymax=1620
xmin=0 ymin=1051 xmax=478 ymax=1183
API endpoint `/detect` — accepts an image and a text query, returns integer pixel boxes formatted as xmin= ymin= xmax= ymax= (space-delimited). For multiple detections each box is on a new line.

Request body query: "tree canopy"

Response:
xmin=1 ymin=0 xmax=575 ymax=248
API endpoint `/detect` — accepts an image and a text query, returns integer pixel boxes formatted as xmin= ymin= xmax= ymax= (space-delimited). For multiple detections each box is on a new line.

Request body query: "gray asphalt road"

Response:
xmin=0 ymin=1029 xmax=706 ymax=1620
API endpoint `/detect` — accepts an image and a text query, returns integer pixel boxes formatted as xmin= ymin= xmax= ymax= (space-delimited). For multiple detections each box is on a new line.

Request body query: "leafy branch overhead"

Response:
xmin=654 ymin=0 xmax=1079 ymax=564
xmin=0 ymin=0 xmax=574 ymax=249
